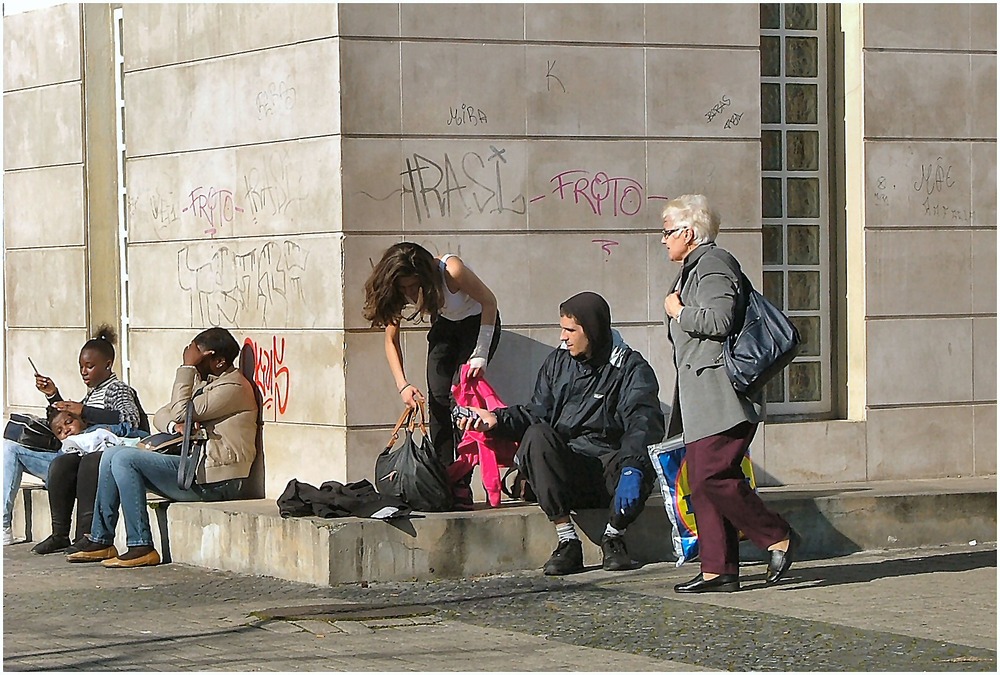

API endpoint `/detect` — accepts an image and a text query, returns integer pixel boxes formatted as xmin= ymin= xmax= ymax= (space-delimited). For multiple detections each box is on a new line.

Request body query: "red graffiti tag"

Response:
xmin=243 ymin=336 xmax=290 ymax=415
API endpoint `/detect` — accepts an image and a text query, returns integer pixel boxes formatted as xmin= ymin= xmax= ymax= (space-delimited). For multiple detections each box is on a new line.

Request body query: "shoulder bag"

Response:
xmin=723 ymin=273 xmax=802 ymax=397
xmin=136 ymin=398 xmax=206 ymax=491
xmin=3 ymin=413 xmax=61 ymax=451
xmin=374 ymin=401 xmax=453 ymax=512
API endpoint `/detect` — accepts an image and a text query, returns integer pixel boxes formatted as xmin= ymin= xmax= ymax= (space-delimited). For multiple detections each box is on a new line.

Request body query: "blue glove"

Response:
xmin=613 ymin=467 xmax=643 ymax=516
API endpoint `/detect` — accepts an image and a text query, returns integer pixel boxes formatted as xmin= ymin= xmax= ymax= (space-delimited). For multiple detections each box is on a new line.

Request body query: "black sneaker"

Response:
xmin=601 ymin=534 xmax=635 ymax=571
xmin=31 ymin=534 xmax=71 ymax=555
xmin=542 ymin=539 xmax=584 ymax=576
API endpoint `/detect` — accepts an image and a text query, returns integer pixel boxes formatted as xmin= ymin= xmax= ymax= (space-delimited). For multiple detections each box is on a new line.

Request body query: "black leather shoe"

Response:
xmin=674 ymin=572 xmax=740 ymax=593
xmin=766 ymin=528 xmax=801 ymax=585
xmin=543 ymin=539 xmax=584 ymax=576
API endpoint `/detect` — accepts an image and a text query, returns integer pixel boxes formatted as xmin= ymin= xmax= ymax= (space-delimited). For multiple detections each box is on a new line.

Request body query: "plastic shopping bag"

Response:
xmin=647 ymin=436 xmax=757 ymax=566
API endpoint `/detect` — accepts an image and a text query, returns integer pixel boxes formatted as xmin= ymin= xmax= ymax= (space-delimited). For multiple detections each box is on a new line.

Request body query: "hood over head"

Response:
xmin=559 ymin=291 xmax=614 ymax=364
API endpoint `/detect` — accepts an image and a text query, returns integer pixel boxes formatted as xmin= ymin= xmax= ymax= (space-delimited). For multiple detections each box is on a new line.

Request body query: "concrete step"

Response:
xmin=11 ymin=476 xmax=995 ymax=586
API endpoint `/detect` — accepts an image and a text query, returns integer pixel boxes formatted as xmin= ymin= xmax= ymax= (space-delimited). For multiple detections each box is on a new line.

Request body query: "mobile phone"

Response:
xmin=27 ymin=357 xmax=40 ymax=375
xmin=451 ymin=405 xmax=478 ymax=424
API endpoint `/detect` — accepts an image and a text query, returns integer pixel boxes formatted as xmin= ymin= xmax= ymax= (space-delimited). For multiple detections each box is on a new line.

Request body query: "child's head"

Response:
xmin=48 ymin=408 xmax=86 ymax=441
xmin=79 ymin=324 xmax=117 ymax=389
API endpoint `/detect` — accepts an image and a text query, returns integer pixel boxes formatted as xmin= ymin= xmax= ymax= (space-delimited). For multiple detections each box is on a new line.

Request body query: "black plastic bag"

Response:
xmin=375 ymin=402 xmax=453 ymax=512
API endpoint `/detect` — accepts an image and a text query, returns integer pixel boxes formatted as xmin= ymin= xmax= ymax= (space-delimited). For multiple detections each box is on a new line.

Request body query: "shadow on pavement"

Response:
xmin=750 ymin=549 xmax=998 ymax=590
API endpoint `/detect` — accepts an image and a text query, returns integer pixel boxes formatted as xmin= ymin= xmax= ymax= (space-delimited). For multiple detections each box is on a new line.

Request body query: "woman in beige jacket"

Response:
xmin=66 ymin=328 xmax=258 ymax=568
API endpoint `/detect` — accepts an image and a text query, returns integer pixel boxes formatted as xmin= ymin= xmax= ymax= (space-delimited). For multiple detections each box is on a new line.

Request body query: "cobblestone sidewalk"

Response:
xmin=3 ymin=541 xmax=996 ymax=671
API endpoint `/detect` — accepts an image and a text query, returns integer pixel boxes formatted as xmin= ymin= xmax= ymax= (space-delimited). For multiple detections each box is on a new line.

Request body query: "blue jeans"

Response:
xmin=90 ymin=445 xmax=242 ymax=548
xmin=3 ymin=439 xmax=61 ymax=529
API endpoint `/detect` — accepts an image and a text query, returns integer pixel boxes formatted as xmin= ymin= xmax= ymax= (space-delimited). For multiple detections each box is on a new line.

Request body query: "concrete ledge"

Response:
xmin=12 ymin=476 xmax=996 ymax=585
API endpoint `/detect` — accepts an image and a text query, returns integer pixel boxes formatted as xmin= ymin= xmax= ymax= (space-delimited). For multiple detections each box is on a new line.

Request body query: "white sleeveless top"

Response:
xmin=438 ymin=254 xmax=482 ymax=321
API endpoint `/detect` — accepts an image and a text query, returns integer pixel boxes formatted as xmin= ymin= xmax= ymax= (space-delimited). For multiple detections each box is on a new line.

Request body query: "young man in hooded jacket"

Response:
xmin=461 ymin=291 xmax=664 ymax=574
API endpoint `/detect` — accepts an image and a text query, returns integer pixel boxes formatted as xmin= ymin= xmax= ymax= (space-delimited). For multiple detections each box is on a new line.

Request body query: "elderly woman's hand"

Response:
xmin=665 ymin=292 xmax=684 ymax=320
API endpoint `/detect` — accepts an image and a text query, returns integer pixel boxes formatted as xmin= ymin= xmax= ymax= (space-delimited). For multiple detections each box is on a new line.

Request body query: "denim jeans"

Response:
xmin=90 ymin=445 xmax=243 ymax=548
xmin=3 ymin=439 xmax=61 ymax=529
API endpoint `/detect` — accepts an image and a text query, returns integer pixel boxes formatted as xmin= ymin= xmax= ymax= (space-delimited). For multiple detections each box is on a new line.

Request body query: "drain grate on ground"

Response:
xmin=252 ymin=602 xmax=436 ymax=622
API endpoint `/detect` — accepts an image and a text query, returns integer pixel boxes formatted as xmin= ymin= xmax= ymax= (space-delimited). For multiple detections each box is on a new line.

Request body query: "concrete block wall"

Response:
xmin=338 ymin=3 xmax=765 ymax=487
xmin=3 ymin=4 xmax=90 ymax=414
xmin=860 ymin=3 xmax=997 ymax=479
xmin=4 ymin=3 xmax=996 ymax=500
xmin=119 ymin=4 xmax=347 ymax=498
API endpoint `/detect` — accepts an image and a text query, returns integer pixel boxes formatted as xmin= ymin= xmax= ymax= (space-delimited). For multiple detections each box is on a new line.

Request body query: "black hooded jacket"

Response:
xmin=492 ymin=292 xmax=664 ymax=478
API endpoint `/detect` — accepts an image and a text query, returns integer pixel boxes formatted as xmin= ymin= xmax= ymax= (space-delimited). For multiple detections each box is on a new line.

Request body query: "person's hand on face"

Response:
xmin=183 ymin=341 xmax=215 ymax=367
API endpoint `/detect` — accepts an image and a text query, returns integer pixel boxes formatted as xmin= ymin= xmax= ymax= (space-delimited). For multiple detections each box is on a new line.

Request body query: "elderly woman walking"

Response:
xmin=660 ymin=194 xmax=799 ymax=593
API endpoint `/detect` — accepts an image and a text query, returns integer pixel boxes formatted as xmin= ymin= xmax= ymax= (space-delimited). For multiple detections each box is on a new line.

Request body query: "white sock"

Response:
xmin=555 ymin=522 xmax=579 ymax=543
xmin=604 ymin=523 xmax=624 ymax=538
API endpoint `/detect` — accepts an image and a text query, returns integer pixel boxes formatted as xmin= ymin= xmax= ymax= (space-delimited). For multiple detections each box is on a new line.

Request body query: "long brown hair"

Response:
xmin=362 ymin=242 xmax=444 ymax=328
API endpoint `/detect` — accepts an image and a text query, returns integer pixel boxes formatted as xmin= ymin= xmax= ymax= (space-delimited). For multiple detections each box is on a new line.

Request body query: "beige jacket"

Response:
xmin=153 ymin=366 xmax=258 ymax=484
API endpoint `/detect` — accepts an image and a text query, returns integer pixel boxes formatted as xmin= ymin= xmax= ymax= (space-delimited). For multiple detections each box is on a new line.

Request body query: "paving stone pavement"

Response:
xmin=2 ymin=540 xmax=996 ymax=671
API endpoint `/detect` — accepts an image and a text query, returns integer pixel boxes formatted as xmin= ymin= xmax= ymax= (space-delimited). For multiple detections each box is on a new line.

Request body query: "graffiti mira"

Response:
xmin=177 ymin=240 xmax=309 ymax=328
xmin=243 ymin=335 xmax=291 ymax=416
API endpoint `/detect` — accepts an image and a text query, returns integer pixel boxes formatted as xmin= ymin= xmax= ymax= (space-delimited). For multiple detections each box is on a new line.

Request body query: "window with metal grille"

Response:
xmin=760 ymin=3 xmax=833 ymax=415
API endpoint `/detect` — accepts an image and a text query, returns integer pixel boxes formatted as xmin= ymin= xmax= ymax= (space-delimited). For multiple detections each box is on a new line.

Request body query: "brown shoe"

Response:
xmin=66 ymin=544 xmax=118 ymax=563
xmin=102 ymin=549 xmax=161 ymax=568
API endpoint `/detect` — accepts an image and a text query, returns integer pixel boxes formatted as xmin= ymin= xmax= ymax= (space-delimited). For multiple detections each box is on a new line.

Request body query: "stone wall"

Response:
xmin=3 ymin=3 xmax=996 ymax=497
xmin=3 ymin=4 xmax=90 ymax=412
xmin=860 ymin=3 xmax=996 ymax=479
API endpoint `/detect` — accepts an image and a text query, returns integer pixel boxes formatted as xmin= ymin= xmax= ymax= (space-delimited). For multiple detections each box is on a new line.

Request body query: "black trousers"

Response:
xmin=425 ymin=312 xmax=501 ymax=467
xmin=46 ymin=451 xmax=103 ymax=540
xmin=515 ymin=423 xmax=652 ymax=530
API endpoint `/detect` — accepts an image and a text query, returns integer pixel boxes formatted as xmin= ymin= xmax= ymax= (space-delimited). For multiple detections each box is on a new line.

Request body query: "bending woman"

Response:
xmin=363 ymin=243 xmax=501 ymax=495
xmin=3 ymin=325 xmax=147 ymax=549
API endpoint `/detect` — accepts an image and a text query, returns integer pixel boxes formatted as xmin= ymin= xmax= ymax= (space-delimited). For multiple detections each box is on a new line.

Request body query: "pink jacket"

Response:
xmin=449 ymin=364 xmax=518 ymax=507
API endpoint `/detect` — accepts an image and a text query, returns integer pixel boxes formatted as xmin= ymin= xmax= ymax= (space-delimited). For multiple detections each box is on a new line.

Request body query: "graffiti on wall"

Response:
xmin=243 ymin=335 xmax=291 ymax=416
xmin=398 ymin=146 xmax=527 ymax=222
xmin=871 ymin=155 xmax=976 ymax=223
xmin=530 ymin=170 xmax=669 ymax=218
xmin=177 ymin=240 xmax=309 ymax=328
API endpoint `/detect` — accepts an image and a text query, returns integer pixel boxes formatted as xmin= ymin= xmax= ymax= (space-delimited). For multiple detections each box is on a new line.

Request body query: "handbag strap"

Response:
xmin=385 ymin=406 xmax=414 ymax=449
xmin=177 ymin=397 xmax=200 ymax=491
xmin=409 ymin=399 xmax=429 ymax=437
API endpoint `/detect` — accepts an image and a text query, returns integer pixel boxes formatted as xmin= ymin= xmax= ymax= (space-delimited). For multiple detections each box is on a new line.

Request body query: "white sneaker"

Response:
xmin=2 ymin=526 xmax=13 ymax=546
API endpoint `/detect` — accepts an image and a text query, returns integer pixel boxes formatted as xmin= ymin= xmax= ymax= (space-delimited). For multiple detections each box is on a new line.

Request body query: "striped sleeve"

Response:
xmin=101 ymin=380 xmax=142 ymax=429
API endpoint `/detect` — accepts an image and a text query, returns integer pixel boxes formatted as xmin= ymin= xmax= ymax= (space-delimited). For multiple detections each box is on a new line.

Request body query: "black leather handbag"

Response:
xmin=135 ymin=398 xmax=205 ymax=490
xmin=3 ymin=413 xmax=61 ymax=451
xmin=723 ymin=273 xmax=802 ymax=397
xmin=374 ymin=402 xmax=453 ymax=512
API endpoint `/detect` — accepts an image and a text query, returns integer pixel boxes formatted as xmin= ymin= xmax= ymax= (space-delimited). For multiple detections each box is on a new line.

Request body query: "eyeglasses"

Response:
xmin=661 ymin=227 xmax=687 ymax=238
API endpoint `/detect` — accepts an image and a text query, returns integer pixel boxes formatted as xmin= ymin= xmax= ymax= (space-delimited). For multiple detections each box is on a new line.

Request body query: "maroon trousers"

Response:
xmin=686 ymin=421 xmax=789 ymax=576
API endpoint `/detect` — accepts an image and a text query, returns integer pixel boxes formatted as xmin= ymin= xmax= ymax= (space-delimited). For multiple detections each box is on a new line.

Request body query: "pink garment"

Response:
xmin=449 ymin=364 xmax=518 ymax=507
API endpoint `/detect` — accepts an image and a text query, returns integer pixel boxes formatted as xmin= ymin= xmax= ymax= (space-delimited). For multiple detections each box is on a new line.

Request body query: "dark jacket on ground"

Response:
xmin=492 ymin=332 xmax=664 ymax=479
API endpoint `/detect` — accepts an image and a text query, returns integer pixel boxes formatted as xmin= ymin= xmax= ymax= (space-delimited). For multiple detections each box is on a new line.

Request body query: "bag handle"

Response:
xmin=408 ymin=399 xmax=429 ymax=437
xmin=177 ymin=398 xmax=199 ymax=491
xmin=385 ymin=406 xmax=414 ymax=449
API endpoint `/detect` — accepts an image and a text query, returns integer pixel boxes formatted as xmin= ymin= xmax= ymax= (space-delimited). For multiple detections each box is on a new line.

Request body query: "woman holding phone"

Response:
xmin=2 ymin=325 xmax=147 ymax=550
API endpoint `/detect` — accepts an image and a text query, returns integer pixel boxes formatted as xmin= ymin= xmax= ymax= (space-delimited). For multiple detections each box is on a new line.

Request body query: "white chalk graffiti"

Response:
xmin=177 ymin=241 xmax=309 ymax=328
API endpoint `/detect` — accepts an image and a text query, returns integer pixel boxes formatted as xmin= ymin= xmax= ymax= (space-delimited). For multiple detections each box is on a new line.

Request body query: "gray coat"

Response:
xmin=665 ymin=243 xmax=764 ymax=443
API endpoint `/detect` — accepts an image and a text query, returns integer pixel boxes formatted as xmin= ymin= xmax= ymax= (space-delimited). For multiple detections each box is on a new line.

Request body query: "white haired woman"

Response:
xmin=660 ymin=194 xmax=799 ymax=593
